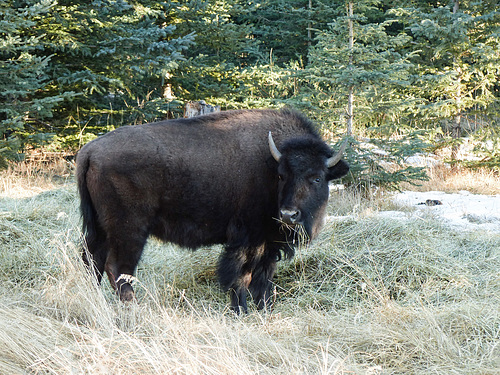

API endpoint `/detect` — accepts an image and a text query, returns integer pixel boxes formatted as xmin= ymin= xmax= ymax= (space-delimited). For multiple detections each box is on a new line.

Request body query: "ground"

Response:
xmin=0 ymin=166 xmax=498 ymax=374
xmin=385 ymin=190 xmax=500 ymax=232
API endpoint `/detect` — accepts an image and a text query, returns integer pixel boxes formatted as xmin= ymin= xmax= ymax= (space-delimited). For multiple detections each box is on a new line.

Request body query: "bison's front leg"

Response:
xmin=218 ymin=246 xmax=258 ymax=314
xmin=229 ymin=273 xmax=252 ymax=314
xmin=248 ymin=245 xmax=279 ymax=311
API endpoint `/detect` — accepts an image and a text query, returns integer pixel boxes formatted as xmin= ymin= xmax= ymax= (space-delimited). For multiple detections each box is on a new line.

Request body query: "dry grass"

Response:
xmin=0 ymin=157 xmax=73 ymax=198
xmin=0 ymin=161 xmax=499 ymax=374
xmin=401 ymin=165 xmax=500 ymax=195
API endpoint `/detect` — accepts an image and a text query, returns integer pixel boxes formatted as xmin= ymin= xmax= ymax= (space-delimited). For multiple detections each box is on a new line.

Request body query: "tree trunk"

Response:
xmin=162 ymin=73 xmax=175 ymax=100
xmin=451 ymin=112 xmax=461 ymax=160
xmin=307 ymin=0 xmax=312 ymax=47
xmin=184 ymin=101 xmax=221 ymax=118
xmin=451 ymin=0 xmax=461 ymax=162
xmin=347 ymin=1 xmax=354 ymax=136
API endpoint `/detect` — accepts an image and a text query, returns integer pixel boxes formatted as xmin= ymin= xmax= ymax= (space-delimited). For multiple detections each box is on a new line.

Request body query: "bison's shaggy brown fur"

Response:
xmin=77 ymin=108 xmax=349 ymax=312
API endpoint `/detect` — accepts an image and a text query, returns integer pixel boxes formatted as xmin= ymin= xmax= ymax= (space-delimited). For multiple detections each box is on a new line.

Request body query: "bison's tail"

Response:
xmin=77 ymin=153 xmax=95 ymax=244
xmin=76 ymin=152 xmax=105 ymax=280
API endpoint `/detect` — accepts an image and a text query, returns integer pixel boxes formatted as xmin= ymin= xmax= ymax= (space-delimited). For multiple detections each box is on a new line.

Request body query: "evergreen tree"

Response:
xmin=400 ymin=0 xmax=500 ymax=167
xmin=0 ymin=0 xmax=74 ymax=164
xmin=243 ymin=0 xmax=341 ymax=66
xmin=31 ymin=0 xmax=194 ymax=146
xmin=167 ymin=0 xmax=269 ymax=108
xmin=296 ymin=0 xmax=428 ymax=188
xmin=2 ymin=0 xmax=498 ymax=174
xmin=168 ymin=0 xmax=344 ymax=109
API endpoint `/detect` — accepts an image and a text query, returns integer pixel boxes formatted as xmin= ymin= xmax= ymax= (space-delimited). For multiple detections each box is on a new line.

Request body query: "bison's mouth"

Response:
xmin=277 ymin=219 xmax=311 ymax=245
xmin=276 ymin=207 xmax=314 ymax=245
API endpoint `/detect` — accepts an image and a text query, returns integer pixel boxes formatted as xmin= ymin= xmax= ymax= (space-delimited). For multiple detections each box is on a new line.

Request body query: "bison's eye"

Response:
xmin=278 ymin=174 xmax=284 ymax=181
xmin=311 ymin=176 xmax=322 ymax=184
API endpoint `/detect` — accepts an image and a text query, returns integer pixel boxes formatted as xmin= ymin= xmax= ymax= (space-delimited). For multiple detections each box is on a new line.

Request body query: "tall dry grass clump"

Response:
xmin=0 ymin=157 xmax=73 ymax=198
xmin=402 ymin=165 xmax=500 ymax=195
xmin=0 ymin=161 xmax=499 ymax=374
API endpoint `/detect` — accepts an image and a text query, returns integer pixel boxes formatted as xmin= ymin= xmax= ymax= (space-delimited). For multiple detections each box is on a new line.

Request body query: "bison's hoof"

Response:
xmin=116 ymin=274 xmax=136 ymax=302
xmin=119 ymin=289 xmax=136 ymax=302
xmin=230 ymin=305 xmax=248 ymax=315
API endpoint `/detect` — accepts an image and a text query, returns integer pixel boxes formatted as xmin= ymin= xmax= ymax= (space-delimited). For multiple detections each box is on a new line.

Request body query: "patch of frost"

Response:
xmin=390 ymin=191 xmax=500 ymax=232
xmin=327 ymin=190 xmax=500 ymax=233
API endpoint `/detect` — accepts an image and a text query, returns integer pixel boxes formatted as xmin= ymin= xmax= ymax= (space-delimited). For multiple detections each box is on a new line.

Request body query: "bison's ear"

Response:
xmin=326 ymin=159 xmax=349 ymax=181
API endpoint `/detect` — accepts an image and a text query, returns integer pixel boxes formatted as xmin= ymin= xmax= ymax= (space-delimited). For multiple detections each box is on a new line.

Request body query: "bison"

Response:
xmin=76 ymin=108 xmax=349 ymax=313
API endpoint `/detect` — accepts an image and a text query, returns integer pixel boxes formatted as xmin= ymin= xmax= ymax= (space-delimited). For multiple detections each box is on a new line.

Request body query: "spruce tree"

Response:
xmin=32 ymin=0 xmax=194 ymax=144
xmin=0 ymin=0 xmax=74 ymax=164
xmin=242 ymin=0 xmax=341 ymax=65
xmin=298 ymin=0 xmax=428 ymax=189
xmin=168 ymin=0 xmax=267 ymax=108
xmin=401 ymin=0 xmax=500 ymax=167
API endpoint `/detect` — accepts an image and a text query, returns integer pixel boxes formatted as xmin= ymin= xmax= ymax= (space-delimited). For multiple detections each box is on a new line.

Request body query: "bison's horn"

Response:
xmin=326 ymin=138 xmax=348 ymax=168
xmin=268 ymin=132 xmax=282 ymax=162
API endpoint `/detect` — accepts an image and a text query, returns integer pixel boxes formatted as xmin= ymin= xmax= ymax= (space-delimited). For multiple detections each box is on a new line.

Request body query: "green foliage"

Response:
xmin=1 ymin=0 xmax=195 ymax=155
xmin=241 ymin=0 xmax=343 ymax=65
xmin=392 ymin=1 xmax=500 ymax=167
xmin=336 ymin=135 xmax=429 ymax=191
xmin=405 ymin=3 xmax=499 ymax=116
xmin=167 ymin=0 xmax=268 ymax=108
xmin=0 ymin=0 xmax=75 ymax=165
xmin=33 ymin=0 xmax=194 ymax=143
xmin=287 ymin=1 xmax=428 ymax=189
xmin=1 ymin=0 xmax=499 ymax=178
xmin=303 ymin=11 xmax=416 ymax=123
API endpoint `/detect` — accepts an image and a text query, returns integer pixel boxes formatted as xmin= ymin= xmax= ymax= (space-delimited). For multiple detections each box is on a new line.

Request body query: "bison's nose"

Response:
xmin=280 ymin=209 xmax=301 ymax=224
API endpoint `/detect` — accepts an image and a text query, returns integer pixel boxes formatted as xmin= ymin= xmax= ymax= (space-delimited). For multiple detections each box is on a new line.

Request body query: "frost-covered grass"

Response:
xmin=0 ymin=164 xmax=499 ymax=374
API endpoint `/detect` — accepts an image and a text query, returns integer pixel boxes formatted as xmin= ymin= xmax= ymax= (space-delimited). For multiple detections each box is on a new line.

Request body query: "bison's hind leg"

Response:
xmin=104 ymin=229 xmax=149 ymax=302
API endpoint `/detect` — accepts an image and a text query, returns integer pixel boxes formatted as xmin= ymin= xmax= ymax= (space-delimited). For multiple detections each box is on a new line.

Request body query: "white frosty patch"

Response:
xmin=389 ymin=191 xmax=500 ymax=232
xmin=328 ymin=190 xmax=500 ymax=233
xmin=404 ymin=153 xmax=443 ymax=167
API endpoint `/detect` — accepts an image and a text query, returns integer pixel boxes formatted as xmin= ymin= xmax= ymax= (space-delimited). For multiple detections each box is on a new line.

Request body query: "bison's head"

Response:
xmin=269 ymin=132 xmax=349 ymax=242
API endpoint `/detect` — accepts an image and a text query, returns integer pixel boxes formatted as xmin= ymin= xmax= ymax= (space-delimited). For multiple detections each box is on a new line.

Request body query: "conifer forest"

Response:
xmin=1 ymin=0 xmax=499 ymax=183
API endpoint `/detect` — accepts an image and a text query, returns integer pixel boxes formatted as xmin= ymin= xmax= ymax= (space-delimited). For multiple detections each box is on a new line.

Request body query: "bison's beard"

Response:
xmin=278 ymin=220 xmax=311 ymax=246
xmin=278 ymin=210 xmax=327 ymax=247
